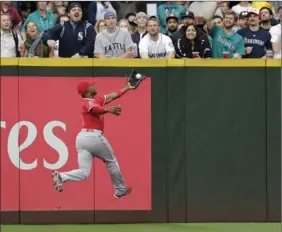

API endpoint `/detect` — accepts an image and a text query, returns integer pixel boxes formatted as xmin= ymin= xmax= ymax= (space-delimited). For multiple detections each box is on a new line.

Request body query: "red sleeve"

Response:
xmin=94 ymin=95 xmax=106 ymax=106
xmin=84 ymin=99 xmax=107 ymax=114
xmin=91 ymin=105 xmax=107 ymax=114
xmin=9 ymin=7 xmax=22 ymax=25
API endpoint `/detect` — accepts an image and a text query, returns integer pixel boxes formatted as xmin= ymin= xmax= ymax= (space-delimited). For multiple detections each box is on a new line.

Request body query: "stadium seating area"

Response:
xmin=1 ymin=1 xmax=281 ymax=59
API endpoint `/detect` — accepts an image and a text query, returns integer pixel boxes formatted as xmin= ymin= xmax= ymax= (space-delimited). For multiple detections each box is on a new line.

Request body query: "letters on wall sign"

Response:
xmin=1 ymin=120 xmax=68 ymax=170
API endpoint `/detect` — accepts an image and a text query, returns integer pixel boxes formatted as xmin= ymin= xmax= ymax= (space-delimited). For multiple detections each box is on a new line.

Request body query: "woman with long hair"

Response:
xmin=23 ymin=21 xmax=54 ymax=57
xmin=118 ymin=19 xmax=130 ymax=31
xmin=175 ymin=24 xmax=212 ymax=59
xmin=94 ymin=19 xmax=105 ymax=33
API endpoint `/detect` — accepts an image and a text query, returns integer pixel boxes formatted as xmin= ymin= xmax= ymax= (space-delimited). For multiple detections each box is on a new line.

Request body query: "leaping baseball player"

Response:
xmin=52 ymin=70 xmax=146 ymax=199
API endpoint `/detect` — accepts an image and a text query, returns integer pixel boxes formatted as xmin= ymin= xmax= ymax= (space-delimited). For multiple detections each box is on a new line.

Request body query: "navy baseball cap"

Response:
xmin=104 ymin=11 xmax=116 ymax=19
xmin=67 ymin=2 xmax=81 ymax=12
xmin=181 ymin=11 xmax=195 ymax=19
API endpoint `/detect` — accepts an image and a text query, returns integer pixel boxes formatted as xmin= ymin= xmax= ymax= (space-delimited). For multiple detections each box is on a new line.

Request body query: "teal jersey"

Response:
xmin=208 ymin=35 xmax=213 ymax=48
xmin=210 ymin=25 xmax=245 ymax=58
xmin=21 ymin=10 xmax=56 ymax=33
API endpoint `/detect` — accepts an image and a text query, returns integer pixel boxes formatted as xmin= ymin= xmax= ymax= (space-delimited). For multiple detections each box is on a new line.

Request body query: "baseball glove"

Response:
xmin=126 ymin=69 xmax=146 ymax=89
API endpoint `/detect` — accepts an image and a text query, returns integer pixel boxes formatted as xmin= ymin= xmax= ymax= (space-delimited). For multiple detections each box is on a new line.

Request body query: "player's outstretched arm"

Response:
xmin=104 ymin=83 xmax=134 ymax=105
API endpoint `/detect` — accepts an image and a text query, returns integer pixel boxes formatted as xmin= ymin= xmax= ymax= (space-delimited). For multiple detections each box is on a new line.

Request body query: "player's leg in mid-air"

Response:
xmin=52 ymin=129 xmax=131 ymax=198
xmin=52 ymin=134 xmax=94 ymax=192
xmin=94 ymin=130 xmax=131 ymax=198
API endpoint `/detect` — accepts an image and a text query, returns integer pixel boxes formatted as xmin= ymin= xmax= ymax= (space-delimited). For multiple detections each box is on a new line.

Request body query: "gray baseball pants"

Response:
xmin=59 ymin=129 xmax=127 ymax=195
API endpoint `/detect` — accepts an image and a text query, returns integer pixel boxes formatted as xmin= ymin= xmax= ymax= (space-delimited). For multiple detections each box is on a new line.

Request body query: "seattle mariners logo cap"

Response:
xmin=104 ymin=11 xmax=116 ymax=20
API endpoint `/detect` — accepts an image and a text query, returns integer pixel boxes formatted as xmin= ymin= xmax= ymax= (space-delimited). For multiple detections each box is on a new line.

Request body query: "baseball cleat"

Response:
xmin=114 ymin=187 xmax=132 ymax=199
xmin=52 ymin=170 xmax=63 ymax=192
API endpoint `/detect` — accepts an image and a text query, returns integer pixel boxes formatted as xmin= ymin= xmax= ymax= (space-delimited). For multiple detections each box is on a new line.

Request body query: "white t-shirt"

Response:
xmin=0 ymin=29 xmax=23 ymax=58
xmin=269 ymin=24 xmax=281 ymax=59
xmin=54 ymin=40 xmax=60 ymax=57
xmin=188 ymin=2 xmax=222 ymax=18
xmin=139 ymin=33 xmax=175 ymax=58
xmin=232 ymin=3 xmax=251 ymax=15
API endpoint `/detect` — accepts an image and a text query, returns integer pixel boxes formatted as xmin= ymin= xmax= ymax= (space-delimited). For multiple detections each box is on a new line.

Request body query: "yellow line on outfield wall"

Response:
xmin=19 ymin=58 xmax=93 ymax=67
xmin=94 ymin=59 xmax=166 ymax=67
xmin=0 ymin=58 xmax=18 ymax=66
xmin=185 ymin=59 xmax=266 ymax=67
xmin=0 ymin=58 xmax=280 ymax=67
xmin=266 ymin=59 xmax=281 ymax=67
xmin=167 ymin=59 xmax=185 ymax=67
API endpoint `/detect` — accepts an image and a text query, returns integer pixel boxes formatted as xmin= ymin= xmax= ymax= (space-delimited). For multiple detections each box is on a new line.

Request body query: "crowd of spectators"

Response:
xmin=1 ymin=1 xmax=281 ymax=59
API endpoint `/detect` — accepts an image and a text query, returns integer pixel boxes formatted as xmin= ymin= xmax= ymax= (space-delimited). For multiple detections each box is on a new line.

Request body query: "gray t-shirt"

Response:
xmin=94 ymin=27 xmax=133 ymax=58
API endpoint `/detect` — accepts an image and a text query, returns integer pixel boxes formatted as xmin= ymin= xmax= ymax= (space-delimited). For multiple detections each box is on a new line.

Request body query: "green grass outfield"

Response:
xmin=1 ymin=223 xmax=280 ymax=232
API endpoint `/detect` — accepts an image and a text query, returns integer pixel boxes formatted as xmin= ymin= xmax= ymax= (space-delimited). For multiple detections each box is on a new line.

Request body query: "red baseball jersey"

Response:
xmin=81 ymin=95 xmax=106 ymax=131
